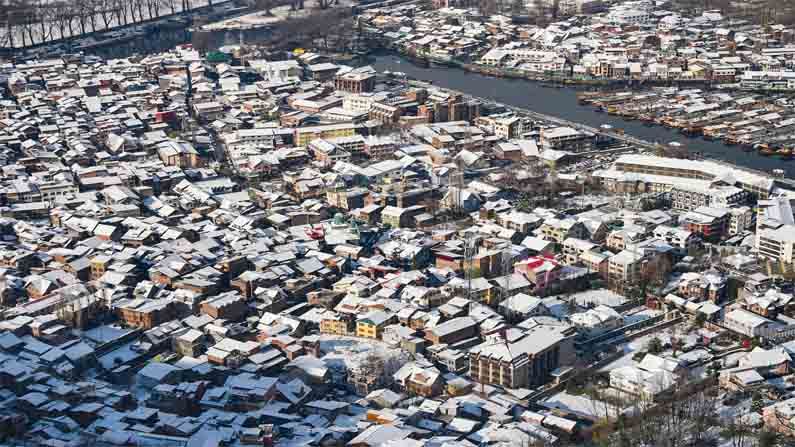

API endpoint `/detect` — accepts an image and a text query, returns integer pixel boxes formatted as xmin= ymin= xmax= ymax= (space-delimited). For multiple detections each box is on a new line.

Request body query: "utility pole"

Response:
xmin=464 ymin=232 xmax=476 ymax=301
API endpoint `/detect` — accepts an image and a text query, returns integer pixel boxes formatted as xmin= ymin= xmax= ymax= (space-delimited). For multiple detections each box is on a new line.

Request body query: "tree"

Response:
xmin=0 ymin=0 xmax=36 ymax=47
xmin=722 ymin=419 xmax=754 ymax=447
xmin=693 ymin=311 xmax=707 ymax=329
xmin=510 ymin=0 xmax=524 ymax=15
xmin=757 ymin=429 xmax=781 ymax=447
xmin=670 ymin=336 xmax=681 ymax=357
xmin=478 ymin=0 xmax=498 ymax=17
xmin=191 ymin=30 xmax=213 ymax=52
xmin=646 ymin=336 xmax=663 ymax=354
xmin=751 ymin=391 xmax=765 ymax=413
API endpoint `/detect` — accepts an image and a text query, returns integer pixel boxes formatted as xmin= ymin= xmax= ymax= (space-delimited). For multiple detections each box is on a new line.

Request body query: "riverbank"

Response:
xmin=391 ymin=46 xmax=716 ymax=88
xmin=366 ymin=51 xmax=795 ymax=178
xmin=385 ymin=46 xmax=795 ymax=94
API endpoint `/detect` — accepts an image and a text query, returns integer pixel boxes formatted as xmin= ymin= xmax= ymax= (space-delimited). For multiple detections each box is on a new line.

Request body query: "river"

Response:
xmin=79 ymin=29 xmax=795 ymax=178
xmin=365 ymin=51 xmax=795 ymax=178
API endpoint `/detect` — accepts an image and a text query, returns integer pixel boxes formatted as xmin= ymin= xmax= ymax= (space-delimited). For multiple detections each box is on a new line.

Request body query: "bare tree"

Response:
xmin=587 ymin=377 xmax=721 ymax=447
xmin=0 ymin=0 xmax=36 ymax=47
xmin=478 ymin=0 xmax=498 ymax=16
xmin=191 ymin=30 xmax=212 ymax=52
xmin=510 ymin=0 xmax=525 ymax=15
xmin=722 ymin=418 xmax=755 ymax=447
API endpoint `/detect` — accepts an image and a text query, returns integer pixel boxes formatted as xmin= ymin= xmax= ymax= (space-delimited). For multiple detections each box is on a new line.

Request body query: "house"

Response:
xmin=157 ymin=141 xmax=202 ymax=168
xmin=174 ymin=329 xmax=205 ymax=358
xmin=763 ymin=398 xmax=795 ymax=437
xmin=514 ymin=256 xmax=562 ymax=295
xmin=137 ymin=362 xmax=181 ymax=389
xmin=356 ymin=310 xmax=395 ymax=339
xmin=720 ymin=347 xmax=791 ymax=391
xmin=609 ymin=354 xmax=684 ymax=400
xmin=441 ymin=187 xmax=481 ymax=213
xmin=538 ymin=218 xmax=587 ymax=244
xmin=681 ymin=206 xmax=729 ymax=242
xmin=521 ymin=236 xmax=555 ymax=256
xmin=348 ymin=425 xmax=412 ymax=447
xmin=569 ymin=305 xmax=624 ymax=338
xmin=200 ymin=293 xmax=248 ymax=322
xmin=723 ymin=308 xmax=778 ymax=338
xmin=117 ymin=298 xmax=176 ymax=330
xmin=499 ymin=293 xmax=549 ymax=323
xmin=394 ymin=362 xmax=444 ymax=397
xmin=425 ymin=317 xmax=478 ymax=345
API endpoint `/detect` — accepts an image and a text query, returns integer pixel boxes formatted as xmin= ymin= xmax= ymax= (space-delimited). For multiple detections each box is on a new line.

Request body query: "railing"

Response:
xmin=577 ymin=313 xmax=665 ymax=348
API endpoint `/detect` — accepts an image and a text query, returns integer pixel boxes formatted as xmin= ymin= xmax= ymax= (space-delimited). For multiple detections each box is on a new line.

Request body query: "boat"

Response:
xmin=777 ymin=147 xmax=793 ymax=159
xmin=760 ymin=147 xmax=775 ymax=156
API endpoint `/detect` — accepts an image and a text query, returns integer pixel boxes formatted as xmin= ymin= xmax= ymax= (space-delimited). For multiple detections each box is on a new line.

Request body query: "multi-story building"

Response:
xmin=757 ymin=225 xmax=795 ymax=265
xmin=678 ymin=271 xmax=727 ymax=303
xmin=294 ymin=123 xmax=358 ymax=147
xmin=200 ymin=293 xmax=248 ymax=322
xmin=468 ymin=326 xmax=574 ymax=389
xmin=356 ymin=310 xmax=395 ymax=339
xmin=320 ymin=312 xmax=355 ymax=336
xmin=729 ymin=206 xmax=754 ymax=236
xmin=681 ymin=206 xmax=729 ymax=242
xmin=562 ymin=238 xmax=598 ymax=265
xmin=369 ymin=102 xmax=402 ymax=124
xmin=334 ymin=70 xmax=377 ymax=94
xmin=342 ymin=92 xmax=391 ymax=113
xmin=723 ymin=308 xmax=777 ymax=338
xmin=308 ymin=139 xmax=351 ymax=167
xmin=116 ymin=298 xmax=176 ymax=330
xmin=652 ymin=225 xmax=696 ymax=251
xmin=580 ymin=250 xmax=609 ymax=278
xmin=539 ymin=127 xmax=595 ymax=153
xmin=598 ymin=154 xmax=775 ymax=199
xmin=425 ymin=317 xmax=478 ymax=345
xmin=670 ymin=184 xmax=748 ymax=211
xmin=606 ymin=226 xmax=648 ymax=252
xmin=538 ymin=218 xmax=587 ymax=244
xmin=756 ymin=197 xmax=795 ymax=259
xmin=608 ymin=242 xmax=673 ymax=293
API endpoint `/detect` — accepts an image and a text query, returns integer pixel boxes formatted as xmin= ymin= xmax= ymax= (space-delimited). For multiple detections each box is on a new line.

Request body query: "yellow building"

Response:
xmin=295 ymin=123 xmax=357 ymax=147
xmin=320 ymin=315 xmax=354 ymax=336
xmin=356 ymin=310 xmax=393 ymax=339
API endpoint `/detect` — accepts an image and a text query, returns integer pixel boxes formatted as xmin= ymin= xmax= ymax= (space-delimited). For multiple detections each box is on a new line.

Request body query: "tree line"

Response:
xmin=0 ymin=0 xmax=210 ymax=48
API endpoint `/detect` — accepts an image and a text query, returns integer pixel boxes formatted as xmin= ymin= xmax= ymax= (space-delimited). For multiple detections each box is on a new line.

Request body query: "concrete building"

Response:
xmin=468 ymin=326 xmax=574 ymax=389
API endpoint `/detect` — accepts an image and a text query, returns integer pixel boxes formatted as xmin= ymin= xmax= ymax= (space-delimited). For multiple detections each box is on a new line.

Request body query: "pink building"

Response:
xmin=514 ymin=256 xmax=562 ymax=295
